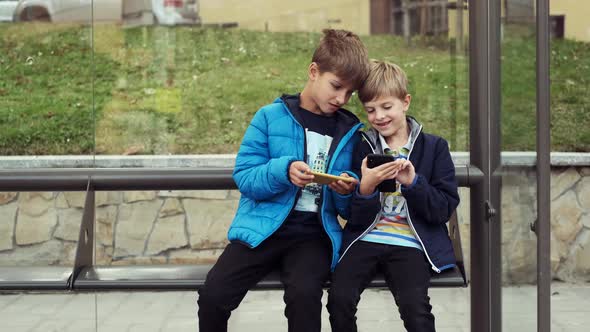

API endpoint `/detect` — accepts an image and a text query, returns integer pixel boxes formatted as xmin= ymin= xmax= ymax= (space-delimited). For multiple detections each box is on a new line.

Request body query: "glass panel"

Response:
xmin=91 ymin=0 xmax=469 ymax=170
xmin=95 ymin=190 xmax=233 ymax=266
xmin=549 ymin=1 xmax=590 ymax=331
xmin=501 ymin=1 xmax=538 ymax=330
xmin=0 ymin=2 xmax=94 ymax=159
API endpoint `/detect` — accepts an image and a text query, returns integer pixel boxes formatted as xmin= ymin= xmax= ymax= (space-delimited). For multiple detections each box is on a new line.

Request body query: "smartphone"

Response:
xmin=366 ymin=154 xmax=398 ymax=192
xmin=367 ymin=154 xmax=398 ymax=168
xmin=309 ymin=171 xmax=356 ymax=185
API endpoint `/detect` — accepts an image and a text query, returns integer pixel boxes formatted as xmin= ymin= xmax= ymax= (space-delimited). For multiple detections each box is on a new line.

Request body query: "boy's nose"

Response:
xmin=335 ymin=91 xmax=347 ymax=105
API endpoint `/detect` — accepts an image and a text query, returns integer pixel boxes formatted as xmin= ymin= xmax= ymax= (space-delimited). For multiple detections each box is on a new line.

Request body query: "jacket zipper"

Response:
xmin=320 ymin=123 xmax=363 ymax=258
xmin=338 ymin=132 xmax=381 ymax=262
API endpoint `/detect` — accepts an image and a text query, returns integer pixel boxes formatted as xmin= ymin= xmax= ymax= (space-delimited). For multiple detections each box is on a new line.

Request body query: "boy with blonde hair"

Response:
xmin=198 ymin=29 xmax=370 ymax=332
xmin=327 ymin=60 xmax=460 ymax=332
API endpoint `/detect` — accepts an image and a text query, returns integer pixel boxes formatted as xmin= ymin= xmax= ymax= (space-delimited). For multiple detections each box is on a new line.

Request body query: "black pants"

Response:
xmin=197 ymin=234 xmax=332 ymax=332
xmin=327 ymin=241 xmax=435 ymax=332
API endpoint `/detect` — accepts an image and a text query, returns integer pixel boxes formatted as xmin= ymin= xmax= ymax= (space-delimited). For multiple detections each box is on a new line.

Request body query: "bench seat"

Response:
xmin=0 ymin=266 xmax=73 ymax=290
xmin=72 ymin=264 xmax=466 ymax=291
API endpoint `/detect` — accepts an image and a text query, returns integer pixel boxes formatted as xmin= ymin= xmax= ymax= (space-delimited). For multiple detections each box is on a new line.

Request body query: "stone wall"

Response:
xmin=0 ymin=155 xmax=588 ymax=284
xmin=456 ymin=166 xmax=590 ymax=284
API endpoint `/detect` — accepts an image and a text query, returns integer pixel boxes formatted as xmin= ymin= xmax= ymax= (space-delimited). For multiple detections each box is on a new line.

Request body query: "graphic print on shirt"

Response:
xmin=294 ymin=129 xmax=333 ymax=212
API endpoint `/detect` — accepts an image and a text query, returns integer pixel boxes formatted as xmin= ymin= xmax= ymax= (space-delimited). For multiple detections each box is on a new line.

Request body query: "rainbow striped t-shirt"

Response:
xmin=360 ymin=132 xmax=422 ymax=251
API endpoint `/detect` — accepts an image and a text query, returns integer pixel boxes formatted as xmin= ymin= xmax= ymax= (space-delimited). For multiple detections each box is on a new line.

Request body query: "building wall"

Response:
xmin=551 ymin=0 xmax=590 ymax=41
xmin=199 ymin=0 xmax=371 ymax=35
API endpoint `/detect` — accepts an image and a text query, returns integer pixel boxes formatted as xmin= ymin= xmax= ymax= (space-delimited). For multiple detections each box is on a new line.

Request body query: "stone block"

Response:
xmin=159 ymin=198 xmax=184 ymax=218
xmin=124 ymin=191 xmax=157 ymax=203
xmin=54 ymin=209 xmax=83 ymax=242
xmin=0 ymin=192 xmax=17 ymax=205
xmin=146 ymin=215 xmax=188 ymax=255
xmin=184 ymin=199 xmax=237 ymax=249
xmin=575 ymin=177 xmax=589 ymax=211
xmin=55 ymin=193 xmax=69 ymax=208
xmin=96 ymin=245 xmax=114 ymax=265
xmin=0 ymin=202 xmax=17 ymax=251
xmin=19 ymin=192 xmax=53 ymax=217
xmin=0 ymin=240 xmax=63 ymax=265
xmin=551 ymin=168 xmax=581 ymax=201
xmin=96 ymin=206 xmax=118 ymax=247
xmin=15 ymin=207 xmax=57 ymax=245
xmin=114 ymin=200 xmax=161 ymax=257
xmin=551 ymin=191 xmax=583 ymax=243
xmin=574 ymin=230 xmax=590 ymax=280
xmin=63 ymin=192 xmax=86 ymax=208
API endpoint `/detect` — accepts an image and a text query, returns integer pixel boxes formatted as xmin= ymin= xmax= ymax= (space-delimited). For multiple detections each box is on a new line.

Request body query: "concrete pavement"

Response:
xmin=1 ymin=283 xmax=589 ymax=331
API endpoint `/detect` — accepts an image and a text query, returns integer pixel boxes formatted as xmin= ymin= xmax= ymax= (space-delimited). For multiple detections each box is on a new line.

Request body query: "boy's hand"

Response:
xmin=328 ymin=173 xmax=358 ymax=195
xmin=289 ymin=161 xmax=314 ymax=187
xmin=359 ymin=157 xmax=400 ymax=195
xmin=394 ymin=159 xmax=416 ymax=187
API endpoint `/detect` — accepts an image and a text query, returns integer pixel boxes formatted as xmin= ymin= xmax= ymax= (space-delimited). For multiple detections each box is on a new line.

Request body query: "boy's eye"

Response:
xmin=365 ymin=108 xmax=375 ymax=113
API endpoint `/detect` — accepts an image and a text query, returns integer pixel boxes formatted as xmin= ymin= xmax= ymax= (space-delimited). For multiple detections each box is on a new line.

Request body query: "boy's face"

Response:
xmin=364 ymin=94 xmax=411 ymax=138
xmin=307 ymin=63 xmax=354 ymax=116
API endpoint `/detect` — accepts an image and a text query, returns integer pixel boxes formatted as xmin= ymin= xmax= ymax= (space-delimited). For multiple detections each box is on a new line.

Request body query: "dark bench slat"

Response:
xmin=0 ymin=267 xmax=72 ymax=290
xmin=73 ymin=264 xmax=466 ymax=291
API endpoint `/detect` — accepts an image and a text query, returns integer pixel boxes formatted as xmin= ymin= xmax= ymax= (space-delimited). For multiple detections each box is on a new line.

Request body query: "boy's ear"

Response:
xmin=308 ymin=62 xmax=319 ymax=81
xmin=403 ymin=94 xmax=412 ymax=112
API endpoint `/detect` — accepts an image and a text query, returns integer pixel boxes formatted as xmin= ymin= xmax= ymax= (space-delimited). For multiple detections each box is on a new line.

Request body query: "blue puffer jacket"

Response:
xmin=229 ymin=94 xmax=363 ymax=269
xmin=340 ymin=119 xmax=460 ymax=272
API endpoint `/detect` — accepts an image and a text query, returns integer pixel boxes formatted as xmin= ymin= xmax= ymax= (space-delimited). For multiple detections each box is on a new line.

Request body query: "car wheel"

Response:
xmin=20 ymin=6 xmax=51 ymax=22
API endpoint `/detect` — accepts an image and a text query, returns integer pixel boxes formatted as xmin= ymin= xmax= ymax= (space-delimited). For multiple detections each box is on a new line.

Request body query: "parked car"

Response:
xmin=0 ymin=0 xmax=18 ymax=22
xmin=12 ymin=0 xmax=199 ymax=25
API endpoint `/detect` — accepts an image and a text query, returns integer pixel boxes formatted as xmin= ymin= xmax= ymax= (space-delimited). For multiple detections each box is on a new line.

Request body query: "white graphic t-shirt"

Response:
xmin=295 ymin=129 xmax=333 ymax=212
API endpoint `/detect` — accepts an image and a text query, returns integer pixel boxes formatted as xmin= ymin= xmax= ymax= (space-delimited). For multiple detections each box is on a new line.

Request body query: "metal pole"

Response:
xmin=456 ymin=0 xmax=464 ymax=53
xmin=536 ymin=0 xmax=551 ymax=331
xmin=469 ymin=0 xmax=490 ymax=329
xmin=489 ymin=0 xmax=503 ymax=330
xmin=469 ymin=1 xmax=502 ymax=331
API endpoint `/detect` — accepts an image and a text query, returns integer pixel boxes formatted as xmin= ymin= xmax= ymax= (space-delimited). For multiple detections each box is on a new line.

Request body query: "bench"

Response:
xmin=0 ymin=167 xmax=473 ymax=291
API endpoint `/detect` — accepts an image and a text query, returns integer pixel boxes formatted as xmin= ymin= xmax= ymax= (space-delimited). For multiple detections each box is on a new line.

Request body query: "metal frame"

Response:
xmin=536 ymin=0 xmax=551 ymax=331
xmin=469 ymin=1 xmax=552 ymax=331
xmin=0 ymin=167 xmax=479 ymax=291
xmin=0 ymin=0 xmax=554 ymax=328
xmin=469 ymin=1 xmax=502 ymax=330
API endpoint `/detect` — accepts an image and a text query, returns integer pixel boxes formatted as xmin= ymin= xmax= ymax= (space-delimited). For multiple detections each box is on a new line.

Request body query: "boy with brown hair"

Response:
xmin=327 ymin=60 xmax=460 ymax=332
xmin=197 ymin=29 xmax=370 ymax=332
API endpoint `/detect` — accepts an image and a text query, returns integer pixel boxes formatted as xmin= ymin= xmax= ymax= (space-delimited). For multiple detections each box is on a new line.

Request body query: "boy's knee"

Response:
xmin=198 ymin=286 xmax=231 ymax=310
xmin=327 ymin=286 xmax=359 ymax=310
xmin=285 ymin=283 xmax=323 ymax=303
xmin=395 ymin=290 xmax=432 ymax=317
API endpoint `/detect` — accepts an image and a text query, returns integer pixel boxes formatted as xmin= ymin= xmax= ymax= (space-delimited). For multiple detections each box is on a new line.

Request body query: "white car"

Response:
xmin=0 ymin=0 xmax=18 ymax=22
xmin=13 ymin=0 xmax=199 ymax=25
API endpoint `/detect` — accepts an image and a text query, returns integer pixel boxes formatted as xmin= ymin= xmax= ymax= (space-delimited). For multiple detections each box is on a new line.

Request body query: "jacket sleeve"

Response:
xmin=233 ymin=109 xmax=297 ymax=201
xmin=345 ymin=138 xmax=382 ymax=229
xmin=402 ymin=139 xmax=460 ymax=225
xmin=330 ymin=170 xmax=359 ymax=219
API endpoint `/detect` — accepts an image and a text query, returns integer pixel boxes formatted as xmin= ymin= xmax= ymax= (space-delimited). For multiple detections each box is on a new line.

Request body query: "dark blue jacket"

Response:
xmin=340 ymin=121 xmax=460 ymax=272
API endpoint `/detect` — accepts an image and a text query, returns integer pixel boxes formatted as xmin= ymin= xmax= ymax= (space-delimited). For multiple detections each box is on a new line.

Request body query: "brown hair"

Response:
xmin=358 ymin=60 xmax=409 ymax=103
xmin=312 ymin=29 xmax=370 ymax=91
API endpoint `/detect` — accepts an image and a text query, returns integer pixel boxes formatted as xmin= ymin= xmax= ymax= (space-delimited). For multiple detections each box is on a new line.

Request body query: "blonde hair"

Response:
xmin=312 ymin=29 xmax=370 ymax=91
xmin=358 ymin=60 xmax=409 ymax=103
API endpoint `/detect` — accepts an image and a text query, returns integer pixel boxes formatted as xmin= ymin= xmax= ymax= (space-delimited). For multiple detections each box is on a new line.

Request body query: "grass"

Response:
xmin=0 ymin=23 xmax=588 ymax=155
